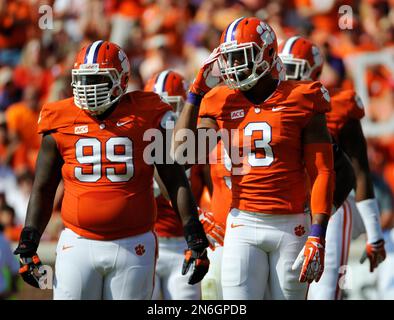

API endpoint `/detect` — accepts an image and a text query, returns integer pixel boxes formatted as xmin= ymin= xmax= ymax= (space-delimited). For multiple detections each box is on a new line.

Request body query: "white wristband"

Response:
xmin=356 ymin=198 xmax=384 ymax=243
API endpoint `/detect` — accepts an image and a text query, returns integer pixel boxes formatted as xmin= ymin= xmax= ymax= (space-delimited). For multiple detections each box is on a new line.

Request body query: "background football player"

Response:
xmin=13 ymin=41 xmax=210 ymax=300
xmin=145 ymin=70 xmax=223 ymax=300
xmin=279 ymin=36 xmax=386 ymax=300
xmin=174 ymin=17 xmax=335 ymax=300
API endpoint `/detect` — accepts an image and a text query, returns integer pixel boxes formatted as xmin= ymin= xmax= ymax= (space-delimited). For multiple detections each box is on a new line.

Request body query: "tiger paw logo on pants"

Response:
xmin=135 ymin=244 xmax=145 ymax=256
xmin=294 ymin=225 xmax=306 ymax=237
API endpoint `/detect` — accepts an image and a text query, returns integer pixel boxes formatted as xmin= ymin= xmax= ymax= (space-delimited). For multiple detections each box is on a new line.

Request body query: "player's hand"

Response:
xmin=182 ymin=216 xmax=210 ymax=284
xmin=292 ymin=236 xmax=325 ymax=283
xmin=189 ymin=47 xmax=222 ymax=97
xmin=360 ymin=239 xmax=386 ymax=272
xmin=198 ymin=208 xmax=225 ymax=250
xmin=14 ymin=226 xmax=45 ymax=288
xmin=182 ymin=248 xmax=210 ymax=285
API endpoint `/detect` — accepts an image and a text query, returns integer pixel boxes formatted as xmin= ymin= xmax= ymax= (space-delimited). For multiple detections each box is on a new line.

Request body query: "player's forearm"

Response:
xmin=172 ymin=101 xmax=200 ymax=160
xmin=349 ymin=133 xmax=375 ymax=201
xmin=155 ymin=163 xmax=199 ymax=224
xmin=311 ymin=213 xmax=330 ymax=229
xmin=339 ymin=119 xmax=375 ymax=201
xmin=353 ymin=165 xmax=375 ymax=202
xmin=333 ymin=146 xmax=355 ymax=209
xmin=305 ymin=143 xmax=335 ymax=217
xmin=24 ymin=134 xmax=63 ymax=236
xmin=24 ymin=187 xmax=57 ymax=235
xmin=172 ymin=185 xmax=200 ymax=226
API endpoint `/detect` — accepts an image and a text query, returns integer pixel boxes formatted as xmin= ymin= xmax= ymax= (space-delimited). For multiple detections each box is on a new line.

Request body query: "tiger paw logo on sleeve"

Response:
xmin=135 ymin=244 xmax=146 ymax=256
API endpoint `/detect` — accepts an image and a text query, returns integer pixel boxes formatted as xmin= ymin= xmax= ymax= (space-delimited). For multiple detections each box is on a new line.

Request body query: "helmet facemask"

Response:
xmin=159 ymin=92 xmax=184 ymax=116
xmin=217 ymin=41 xmax=273 ymax=91
xmin=72 ymin=64 xmax=125 ymax=115
xmin=279 ymin=55 xmax=313 ymax=81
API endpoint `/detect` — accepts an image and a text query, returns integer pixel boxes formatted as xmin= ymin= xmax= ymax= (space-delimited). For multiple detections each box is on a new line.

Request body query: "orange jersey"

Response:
xmin=199 ymin=80 xmax=331 ymax=214
xmin=209 ymin=141 xmax=232 ymax=225
xmin=154 ymin=165 xmax=205 ymax=237
xmin=6 ymin=102 xmax=41 ymax=150
xmin=326 ymin=88 xmax=365 ymax=142
xmin=6 ymin=102 xmax=41 ymax=171
xmin=38 ymin=92 xmax=172 ymax=240
xmin=154 ymin=195 xmax=182 ymax=237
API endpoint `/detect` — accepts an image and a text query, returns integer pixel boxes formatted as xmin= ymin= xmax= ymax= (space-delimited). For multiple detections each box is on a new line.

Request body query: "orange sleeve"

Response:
xmin=199 ymin=97 xmax=214 ymax=119
xmin=198 ymin=89 xmax=222 ymax=119
xmin=150 ymin=96 xmax=174 ymax=129
xmin=304 ymin=143 xmax=335 ymax=216
xmin=37 ymin=103 xmax=54 ymax=134
xmin=303 ymin=81 xmax=332 ymax=114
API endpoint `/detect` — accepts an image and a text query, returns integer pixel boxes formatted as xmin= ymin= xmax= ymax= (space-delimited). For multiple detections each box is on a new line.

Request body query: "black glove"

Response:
xmin=14 ymin=226 xmax=44 ymax=288
xmin=182 ymin=216 xmax=210 ymax=285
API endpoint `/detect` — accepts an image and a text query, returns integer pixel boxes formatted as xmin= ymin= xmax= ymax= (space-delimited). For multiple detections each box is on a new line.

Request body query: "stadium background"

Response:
xmin=0 ymin=0 xmax=393 ymax=300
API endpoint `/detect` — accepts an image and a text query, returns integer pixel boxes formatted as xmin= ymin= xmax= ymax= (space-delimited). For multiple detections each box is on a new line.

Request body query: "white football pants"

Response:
xmin=151 ymin=237 xmax=201 ymax=300
xmin=221 ymin=209 xmax=310 ymax=300
xmin=201 ymin=246 xmax=223 ymax=300
xmin=53 ymin=228 xmax=157 ymax=300
xmin=308 ymin=199 xmax=354 ymax=300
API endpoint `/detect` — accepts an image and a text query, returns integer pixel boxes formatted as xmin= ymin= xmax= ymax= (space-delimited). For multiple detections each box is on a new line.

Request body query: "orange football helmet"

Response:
xmin=278 ymin=36 xmax=323 ymax=81
xmin=72 ymin=40 xmax=130 ymax=115
xmin=217 ymin=17 xmax=279 ymax=91
xmin=144 ymin=70 xmax=186 ymax=114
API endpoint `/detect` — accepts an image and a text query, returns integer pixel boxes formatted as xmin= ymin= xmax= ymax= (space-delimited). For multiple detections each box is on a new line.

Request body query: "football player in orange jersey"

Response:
xmin=13 ymin=41 xmax=209 ymax=300
xmin=202 ymin=53 xmax=287 ymax=301
xmin=145 ymin=70 xmax=224 ymax=300
xmin=279 ymin=36 xmax=386 ymax=300
xmin=173 ymin=17 xmax=335 ymax=300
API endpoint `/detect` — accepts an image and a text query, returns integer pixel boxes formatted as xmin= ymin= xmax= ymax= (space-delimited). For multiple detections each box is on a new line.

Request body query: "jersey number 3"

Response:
xmin=244 ymin=122 xmax=274 ymax=167
xmin=75 ymin=137 xmax=134 ymax=182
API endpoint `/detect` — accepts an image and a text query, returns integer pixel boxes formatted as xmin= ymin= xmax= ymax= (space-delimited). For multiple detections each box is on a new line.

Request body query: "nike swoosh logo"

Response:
xmin=272 ymin=107 xmax=286 ymax=112
xmin=62 ymin=245 xmax=74 ymax=251
xmin=116 ymin=120 xmax=132 ymax=127
xmin=230 ymin=223 xmax=244 ymax=229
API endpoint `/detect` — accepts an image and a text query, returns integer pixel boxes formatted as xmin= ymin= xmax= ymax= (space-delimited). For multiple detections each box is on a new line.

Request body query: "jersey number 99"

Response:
xmin=75 ymin=137 xmax=134 ymax=182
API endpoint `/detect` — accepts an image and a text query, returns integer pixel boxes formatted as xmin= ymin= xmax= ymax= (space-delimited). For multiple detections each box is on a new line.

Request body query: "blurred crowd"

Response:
xmin=0 ymin=0 xmax=393 ymax=245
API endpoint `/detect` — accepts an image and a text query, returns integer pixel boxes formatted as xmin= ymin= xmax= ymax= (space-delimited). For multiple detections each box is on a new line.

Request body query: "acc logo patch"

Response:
xmin=231 ymin=109 xmax=245 ymax=120
xmin=74 ymin=125 xmax=88 ymax=134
